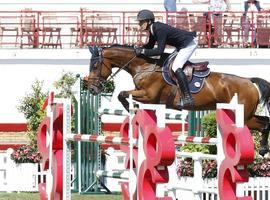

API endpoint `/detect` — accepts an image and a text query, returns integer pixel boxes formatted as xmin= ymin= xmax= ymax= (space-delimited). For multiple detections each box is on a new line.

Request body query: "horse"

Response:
xmin=85 ymin=44 xmax=270 ymax=157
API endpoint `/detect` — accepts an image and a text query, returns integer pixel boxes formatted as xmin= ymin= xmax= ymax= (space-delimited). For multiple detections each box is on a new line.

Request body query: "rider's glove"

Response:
xmin=134 ymin=46 xmax=144 ymax=56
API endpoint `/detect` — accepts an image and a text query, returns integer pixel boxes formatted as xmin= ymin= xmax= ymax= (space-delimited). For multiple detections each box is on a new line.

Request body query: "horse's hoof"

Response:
xmin=259 ymin=146 xmax=269 ymax=157
xmin=133 ymin=103 xmax=139 ymax=109
xmin=263 ymin=152 xmax=270 ymax=160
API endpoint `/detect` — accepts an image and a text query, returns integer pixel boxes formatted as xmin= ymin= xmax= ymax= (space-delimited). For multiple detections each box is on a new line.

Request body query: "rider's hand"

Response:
xmin=134 ymin=46 xmax=144 ymax=56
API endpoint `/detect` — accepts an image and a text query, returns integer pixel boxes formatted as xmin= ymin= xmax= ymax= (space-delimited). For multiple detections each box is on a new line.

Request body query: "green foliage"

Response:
xmin=181 ymin=112 xmax=217 ymax=155
xmin=178 ymin=142 xmax=217 ymax=179
xmin=201 ymin=112 xmax=217 ymax=138
xmin=201 ymin=112 xmax=217 ymax=154
xmin=16 ymin=72 xmax=77 ymax=154
xmin=81 ymin=74 xmax=115 ymax=94
xmin=101 ymin=79 xmax=115 ymax=94
xmin=181 ymin=143 xmax=210 ymax=154
xmin=252 ymin=130 xmax=261 ymax=156
xmin=53 ymin=71 xmax=77 ymax=132
xmin=53 ymin=71 xmax=77 ymax=98
xmin=17 ymin=80 xmax=47 ymax=146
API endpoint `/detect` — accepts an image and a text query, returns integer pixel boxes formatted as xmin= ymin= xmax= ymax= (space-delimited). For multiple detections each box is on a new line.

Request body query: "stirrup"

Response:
xmin=179 ymin=97 xmax=194 ymax=109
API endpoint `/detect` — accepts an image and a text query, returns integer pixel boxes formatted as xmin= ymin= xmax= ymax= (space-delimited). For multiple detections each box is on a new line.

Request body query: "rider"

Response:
xmin=135 ymin=9 xmax=198 ymax=108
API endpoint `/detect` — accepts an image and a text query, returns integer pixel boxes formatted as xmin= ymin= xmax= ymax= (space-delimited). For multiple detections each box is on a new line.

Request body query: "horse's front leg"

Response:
xmin=118 ymin=89 xmax=148 ymax=111
xmin=118 ymin=91 xmax=130 ymax=111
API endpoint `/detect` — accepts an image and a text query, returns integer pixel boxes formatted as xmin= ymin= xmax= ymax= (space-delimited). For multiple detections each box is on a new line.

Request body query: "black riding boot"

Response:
xmin=174 ymin=68 xmax=194 ymax=108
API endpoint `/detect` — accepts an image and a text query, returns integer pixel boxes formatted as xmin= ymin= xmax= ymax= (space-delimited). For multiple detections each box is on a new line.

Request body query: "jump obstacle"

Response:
xmin=37 ymin=80 xmax=254 ymax=200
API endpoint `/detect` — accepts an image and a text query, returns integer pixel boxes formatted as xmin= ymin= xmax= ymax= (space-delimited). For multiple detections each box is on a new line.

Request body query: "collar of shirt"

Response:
xmin=150 ymin=23 xmax=154 ymax=35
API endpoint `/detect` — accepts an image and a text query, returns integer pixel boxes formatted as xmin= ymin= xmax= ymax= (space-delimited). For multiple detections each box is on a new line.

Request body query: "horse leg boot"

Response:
xmin=174 ymin=68 xmax=194 ymax=109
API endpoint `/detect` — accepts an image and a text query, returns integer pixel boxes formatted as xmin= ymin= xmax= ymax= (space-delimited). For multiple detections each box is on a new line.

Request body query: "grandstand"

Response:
xmin=0 ymin=0 xmax=261 ymax=11
xmin=0 ymin=0 xmax=269 ymax=49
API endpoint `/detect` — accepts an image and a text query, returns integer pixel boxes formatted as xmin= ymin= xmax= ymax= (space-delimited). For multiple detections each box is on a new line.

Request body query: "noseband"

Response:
xmin=89 ymin=49 xmax=113 ymax=91
xmin=89 ymin=48 xmax=137 ymax=91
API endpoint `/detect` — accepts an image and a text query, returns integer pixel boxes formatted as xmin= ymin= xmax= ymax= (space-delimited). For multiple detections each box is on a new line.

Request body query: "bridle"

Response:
xmin=89 ymin=47 xmax=137 ymax=91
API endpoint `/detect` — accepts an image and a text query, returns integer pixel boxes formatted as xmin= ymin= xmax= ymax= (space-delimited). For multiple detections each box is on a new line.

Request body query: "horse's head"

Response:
xmin=87 ymin=44 xmax=141 ymax=95
xmin=87 ymin=45 xmax=114 ymax=94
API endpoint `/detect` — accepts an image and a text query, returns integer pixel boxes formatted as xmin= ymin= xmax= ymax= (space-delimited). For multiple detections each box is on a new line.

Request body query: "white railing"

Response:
xmin=103 ymin=149 xmax=270 ymax=199
xmin=0 ymin=149 xmax=75 ymax=192
xmin=175 ymin=177 xmax=270 ymax=200
xmin=0 ymin=149 xmax=45 ymax=192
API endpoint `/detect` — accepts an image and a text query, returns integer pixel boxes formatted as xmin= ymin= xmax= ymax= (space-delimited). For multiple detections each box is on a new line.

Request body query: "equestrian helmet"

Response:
xmin=137 ymin=9 xmax=155 ymax=21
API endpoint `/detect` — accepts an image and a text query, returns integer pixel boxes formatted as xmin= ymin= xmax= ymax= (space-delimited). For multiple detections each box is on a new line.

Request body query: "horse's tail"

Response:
xmin=251 ymin=77 xmax=270 ymax=111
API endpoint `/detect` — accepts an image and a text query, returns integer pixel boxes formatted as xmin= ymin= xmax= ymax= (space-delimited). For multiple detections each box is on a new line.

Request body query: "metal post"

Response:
xmin=63 ymin=99 xmax=72 ymax=200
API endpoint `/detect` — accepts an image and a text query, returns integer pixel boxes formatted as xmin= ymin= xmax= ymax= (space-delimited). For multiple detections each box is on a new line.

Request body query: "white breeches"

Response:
xmin=171 ymin=37 xmax=198 ymax=72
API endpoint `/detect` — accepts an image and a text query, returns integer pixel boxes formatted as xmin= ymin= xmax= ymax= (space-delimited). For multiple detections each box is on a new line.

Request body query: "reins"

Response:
xmin=105 ymin=55 xmax=137 ymax=82
xmin=90 ymin=52 xmax=137 ymax=91
xmin=89 ymin=46 xmax=162 ymax=91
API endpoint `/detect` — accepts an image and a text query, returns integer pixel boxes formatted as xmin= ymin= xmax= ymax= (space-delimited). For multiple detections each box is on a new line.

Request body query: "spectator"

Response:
xmin=176 ymin=7 xmax=189 ymax=30
xmin=243 ymin=0 xmax=264 ymax=47
xmin=164 ymin=0 xmax=177 ymax=12
xmin=209 ymin=0 xmax=231 ymax=12
xmin=164 ymin=0 xmax=177 ymax=25
xmin=209 ymin=0 xmax=231 ymax=46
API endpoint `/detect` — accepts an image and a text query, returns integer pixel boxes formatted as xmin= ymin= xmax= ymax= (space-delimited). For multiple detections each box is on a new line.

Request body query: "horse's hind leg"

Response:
xmin=246 ymin=115 xmax=270 ymax=157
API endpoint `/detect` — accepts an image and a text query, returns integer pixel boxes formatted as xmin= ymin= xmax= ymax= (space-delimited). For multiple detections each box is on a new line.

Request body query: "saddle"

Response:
xmin=162 ymin=53 xmax=210 ymax=93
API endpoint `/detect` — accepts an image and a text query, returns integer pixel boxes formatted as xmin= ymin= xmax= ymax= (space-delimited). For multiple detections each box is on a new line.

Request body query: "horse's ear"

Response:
xmin=93 ymin=45 xmax=99 ymax=56
xmin=89 ymin=45 xmax=99 ymax=57
xmin=89 ymin=46 xmax=94 ymax=54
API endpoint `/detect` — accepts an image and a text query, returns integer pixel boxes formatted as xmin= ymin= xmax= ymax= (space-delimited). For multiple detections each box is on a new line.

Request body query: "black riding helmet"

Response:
xmin=137 ymin=9 xmax=155 ymax=22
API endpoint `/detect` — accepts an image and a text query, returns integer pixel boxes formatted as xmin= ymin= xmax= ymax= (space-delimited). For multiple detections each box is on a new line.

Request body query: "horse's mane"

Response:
xmin=103 ymin=44 xmax=171 ymax=66
xmin=105 ymin=44 xmax=135 ymax=50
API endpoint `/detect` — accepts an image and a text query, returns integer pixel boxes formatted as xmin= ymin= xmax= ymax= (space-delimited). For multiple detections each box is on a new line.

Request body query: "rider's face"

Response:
xmin=139 ymin=20 xmax=148 ymax=31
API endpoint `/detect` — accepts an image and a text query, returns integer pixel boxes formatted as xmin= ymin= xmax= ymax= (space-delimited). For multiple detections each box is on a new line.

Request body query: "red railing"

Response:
xmin=0 ymin=9 xmax=269 ymax=49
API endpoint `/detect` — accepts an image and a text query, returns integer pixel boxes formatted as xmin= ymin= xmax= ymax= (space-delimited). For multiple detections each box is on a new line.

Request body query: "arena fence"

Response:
xmin=0 ymin=10 xmax=269 ymax=49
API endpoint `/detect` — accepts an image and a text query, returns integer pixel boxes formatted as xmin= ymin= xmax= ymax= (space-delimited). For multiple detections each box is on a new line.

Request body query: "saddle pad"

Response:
xmin=162 ymin=51 xmax=178 ymax=86
xmin=162 ymin=60 xmax=210 ymax=94
xmin=189 ymin=76 xmax=205 ymax=93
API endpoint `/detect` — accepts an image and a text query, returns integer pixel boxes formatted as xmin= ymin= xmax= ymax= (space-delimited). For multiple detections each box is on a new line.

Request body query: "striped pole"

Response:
xmin=66 ymin=134 xmax=217 ymax=146
xmin=99 ymin=108 xmax=186 ymax=121
xmin=96 ymin=170 xmax=129 ymax=180
xmin=176 ymin=151 xmax=217 ymax=160
xmin=165 ymin=113 xmax=185 ymax=120
xmin=66 ymin=134 xmax=138 ymax=146
xmin=173 ymin=135 xmax=217 ymax=145
xmin=99 ymin=108 xmax=129 ymax=116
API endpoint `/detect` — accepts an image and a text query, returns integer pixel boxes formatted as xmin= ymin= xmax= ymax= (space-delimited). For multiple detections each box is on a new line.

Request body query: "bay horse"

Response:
xmin=85 ymin=44 xmax=270 ymax=157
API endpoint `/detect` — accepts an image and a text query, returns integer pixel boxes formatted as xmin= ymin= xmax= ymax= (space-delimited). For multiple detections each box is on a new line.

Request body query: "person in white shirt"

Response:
xmin=243 ymin=0 xmax=264 ymax=47
xmin=209 ymin=0 xmax=231 ymax=46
